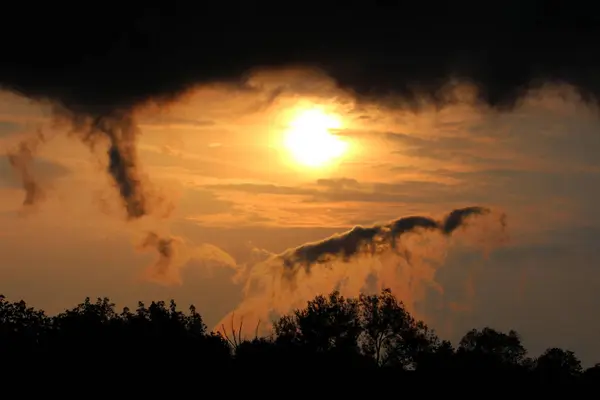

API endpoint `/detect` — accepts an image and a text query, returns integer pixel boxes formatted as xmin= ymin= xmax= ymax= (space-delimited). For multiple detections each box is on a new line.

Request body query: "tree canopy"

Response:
xmin=0 ymin=290 xmax=596 ymax=386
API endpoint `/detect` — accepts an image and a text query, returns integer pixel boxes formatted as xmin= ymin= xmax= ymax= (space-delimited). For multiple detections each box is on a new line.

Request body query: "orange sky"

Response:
xmin=1 ymin=68 xmax=600 ymax=364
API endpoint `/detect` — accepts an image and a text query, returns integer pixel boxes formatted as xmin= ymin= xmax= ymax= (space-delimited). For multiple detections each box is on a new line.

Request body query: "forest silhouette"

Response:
xmin=1 ymin=288 xmax=598 ymax=385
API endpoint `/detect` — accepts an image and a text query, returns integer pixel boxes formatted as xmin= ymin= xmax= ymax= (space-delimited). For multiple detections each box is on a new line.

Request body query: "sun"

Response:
xmin=283 ymin=108 xmax=349 ymax=168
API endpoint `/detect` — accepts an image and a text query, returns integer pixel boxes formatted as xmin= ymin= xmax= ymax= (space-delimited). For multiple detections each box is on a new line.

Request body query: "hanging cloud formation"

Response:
xmin=0 ymin=4 xmax=599 ymax=217
xmin=279 ymin=206 xmax=505 ymax=272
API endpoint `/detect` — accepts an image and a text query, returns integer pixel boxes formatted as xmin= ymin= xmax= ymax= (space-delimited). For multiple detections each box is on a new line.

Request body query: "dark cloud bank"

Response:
xmin=0 ymin=2 xmax=598 ymax=218
xmin=0 ymin=3 xmax=593 ymax=277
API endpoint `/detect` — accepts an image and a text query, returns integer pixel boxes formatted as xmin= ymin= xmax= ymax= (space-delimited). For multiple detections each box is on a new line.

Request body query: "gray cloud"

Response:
xmin=278 ymin=206 xmax=502 ymax=273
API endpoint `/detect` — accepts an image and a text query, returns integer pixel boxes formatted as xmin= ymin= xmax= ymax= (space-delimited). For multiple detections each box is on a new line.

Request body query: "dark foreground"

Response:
xmin=1 ymin=289 xmax=598 ymax=390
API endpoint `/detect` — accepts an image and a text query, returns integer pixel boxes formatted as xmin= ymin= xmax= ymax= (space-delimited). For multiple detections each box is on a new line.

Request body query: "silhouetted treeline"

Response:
xmin=1 ymin=289 xmax=599 ymax=386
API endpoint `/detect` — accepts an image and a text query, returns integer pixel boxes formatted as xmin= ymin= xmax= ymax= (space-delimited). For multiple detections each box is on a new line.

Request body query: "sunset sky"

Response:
xmin=1 ymin=67 xmax=600 ymax=364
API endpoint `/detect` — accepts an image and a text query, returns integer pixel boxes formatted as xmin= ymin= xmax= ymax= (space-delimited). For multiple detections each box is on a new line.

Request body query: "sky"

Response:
xmin=1 ymin=67 xmax=599 ymax=364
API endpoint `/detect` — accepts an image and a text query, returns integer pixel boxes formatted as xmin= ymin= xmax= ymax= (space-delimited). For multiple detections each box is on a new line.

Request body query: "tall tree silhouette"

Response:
xmin=274 ymin=291 xmax=362 ymax=354
xmin=359 ymin=288 xmax=441 ymax=368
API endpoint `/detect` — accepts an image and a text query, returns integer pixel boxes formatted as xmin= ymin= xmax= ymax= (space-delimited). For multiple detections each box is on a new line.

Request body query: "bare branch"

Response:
xmin=220 ymin=323 xmax=236 ymax=348
xmin=230 ymin=312 xmax=238 ymax=347
xmin=254 ymin=319 xmax=261 ymax=340
xmin=237 ymin=316 xmax=244 ymax=345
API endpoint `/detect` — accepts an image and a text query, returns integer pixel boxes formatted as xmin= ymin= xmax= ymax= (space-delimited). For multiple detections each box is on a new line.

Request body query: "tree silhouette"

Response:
xmin=0 ymin=294 xmax=50 ymax=353
xmin=583 ymin=363 xmax=600 ymax=382
xmin=359 ymin=288 xmax=441 ymax=368
xmin=0 ymin=288 xmax=598 ymax=385
xmin=534 ymin=347 xmax=583 ymax=381
xmin=274 ymin=291 xmax=362 ymax=354
xmin=457 ymin=327 xmax=527 ymax=371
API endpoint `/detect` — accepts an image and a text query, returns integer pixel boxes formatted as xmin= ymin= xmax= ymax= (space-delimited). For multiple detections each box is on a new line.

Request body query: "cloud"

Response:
xmin=3 ymin=5 xmax=600 ymax=113
xmin=174 ymin=188 xmax=235 ymax=217
xmin=0 ymin=134 xmax=71 ymax=210
xmin=140 ymin=116 xmax=216 ymax=130
xmin=199 ymin=179 xmax=502 ymax=229
xmin=138 ymin=231 xmax=239 ymax=286
xmin=0 ymin=156 xmax=69 ymax=189
xmin=387 ymin=132 xmax=514 ymax=167
xmin=4 ymin=132 xmax=51 ymax=208
xmin=436 ymin=168 xmax=600 ymax=221
xmin=277 ymin=206 xmax=505 ymax=272
xmin=138 ymin=144 xmax=274 ymax=181
xmin=0 ymin=5 xmax=599 ymax=221
xmin=315 ymin=178 xmax=360 ymax=190
xmin=214 ymin=206 xmax=507 ymax=339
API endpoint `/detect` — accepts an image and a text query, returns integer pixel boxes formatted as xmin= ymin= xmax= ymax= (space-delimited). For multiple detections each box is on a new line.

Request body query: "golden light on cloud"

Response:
xmin=282 ymin=107 xmax=349 ymax=168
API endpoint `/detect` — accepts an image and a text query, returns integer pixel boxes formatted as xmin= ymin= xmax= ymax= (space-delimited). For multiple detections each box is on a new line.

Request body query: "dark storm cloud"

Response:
xmin=279 ymin=206 xmax=502 ymax=272
xmin=2 ymin=3 xmax=599 ymax=112
xmin=0 ymin=2 xmax=598 ymax=217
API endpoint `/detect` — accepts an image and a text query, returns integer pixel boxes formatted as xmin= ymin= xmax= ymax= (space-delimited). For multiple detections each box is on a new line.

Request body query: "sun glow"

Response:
xmin=283 ymin=108 xmax=349 ymax=168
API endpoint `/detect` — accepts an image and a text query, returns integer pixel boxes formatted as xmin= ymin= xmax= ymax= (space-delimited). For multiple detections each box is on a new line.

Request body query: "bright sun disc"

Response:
xmin=283 ymin=108 xmax=348 ymax=167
